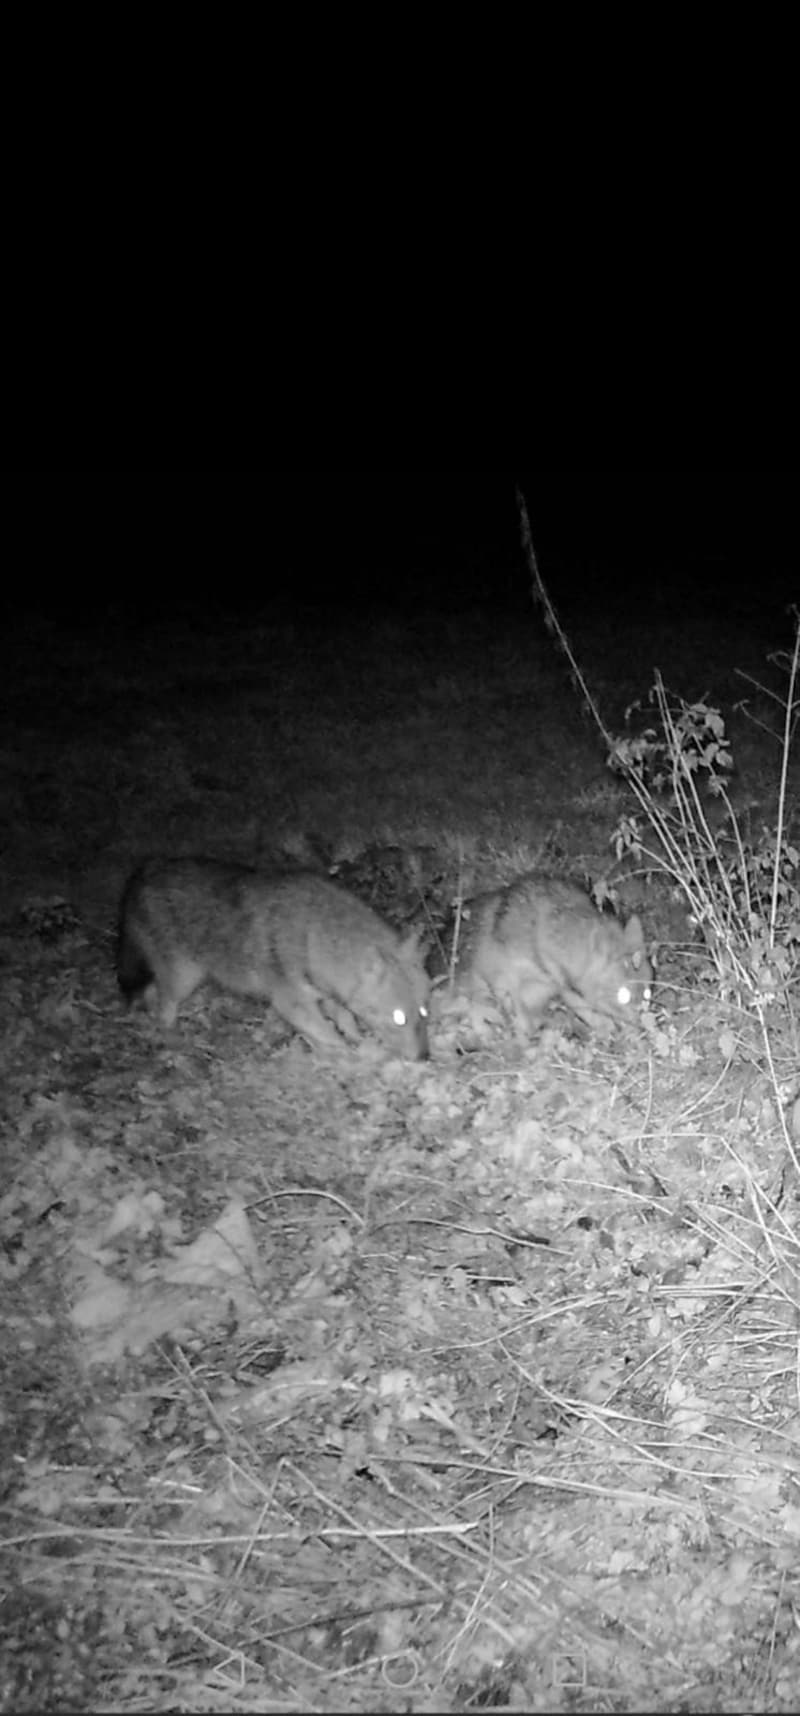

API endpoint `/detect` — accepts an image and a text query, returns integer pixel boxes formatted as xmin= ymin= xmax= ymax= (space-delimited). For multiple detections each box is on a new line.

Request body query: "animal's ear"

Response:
xmin=360 ymin=946 xmax=388 ymax=980
xmin=623 ymin=914 xmax=645 ymax=952
xmin=399 ymin=926 xmax=426 ymax=963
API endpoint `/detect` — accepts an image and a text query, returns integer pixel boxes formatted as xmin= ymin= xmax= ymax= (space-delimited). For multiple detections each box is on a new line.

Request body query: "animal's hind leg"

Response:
xmin=151 ymin=956 xmax=206 ymax=1027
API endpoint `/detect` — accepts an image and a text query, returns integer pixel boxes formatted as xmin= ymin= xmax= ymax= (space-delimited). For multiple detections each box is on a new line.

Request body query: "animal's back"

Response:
xmin=455 ymin=872 xmax=651 ymax=1032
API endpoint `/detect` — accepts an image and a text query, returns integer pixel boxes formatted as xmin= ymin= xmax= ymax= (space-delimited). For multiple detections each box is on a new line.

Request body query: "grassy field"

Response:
xmin=2 ymin=590 xmax=799 ymax=1711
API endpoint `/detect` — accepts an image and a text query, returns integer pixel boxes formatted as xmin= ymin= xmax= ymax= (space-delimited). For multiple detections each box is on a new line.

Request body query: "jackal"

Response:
xmin=117 ymin=858 xmax=430 ymax=1058
xmin=453 ymin=872 xmax=652 ymax=1035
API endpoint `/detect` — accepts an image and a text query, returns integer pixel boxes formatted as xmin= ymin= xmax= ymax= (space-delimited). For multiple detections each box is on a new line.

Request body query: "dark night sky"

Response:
xmin=3 ymin=470 xmax=796 ymax=621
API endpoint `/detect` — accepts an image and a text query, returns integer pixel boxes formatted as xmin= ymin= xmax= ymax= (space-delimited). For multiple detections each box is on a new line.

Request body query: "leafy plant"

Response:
xmin=609 ymin=677 xmax=800 ymax=1007
xmin=517 ymin=486 xmax=800 ymax=1023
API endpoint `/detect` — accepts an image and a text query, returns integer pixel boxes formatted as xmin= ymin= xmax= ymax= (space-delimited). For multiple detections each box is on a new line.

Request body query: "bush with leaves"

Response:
xmin=517 ymin=487 xmax=800 ymax=1023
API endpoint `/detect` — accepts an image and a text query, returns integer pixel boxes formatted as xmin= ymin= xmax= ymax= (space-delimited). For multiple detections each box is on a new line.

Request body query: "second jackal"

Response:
xmin=453 ymin=871 xmax=652 ymax=1035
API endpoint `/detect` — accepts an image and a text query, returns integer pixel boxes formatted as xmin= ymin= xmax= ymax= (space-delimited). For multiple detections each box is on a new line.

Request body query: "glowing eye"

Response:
xmin=392 ymin=1008 xmax=408 ymax=1027
xmin=419 ymin=1005 xmax=428 ymax=1020
xmin=617 ymin=986 xmax=632 ymax=1006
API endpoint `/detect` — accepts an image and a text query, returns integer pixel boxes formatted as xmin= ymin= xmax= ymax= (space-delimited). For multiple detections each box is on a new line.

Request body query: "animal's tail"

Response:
xmin=116 ymin=923 xmax=152 ymax=1003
